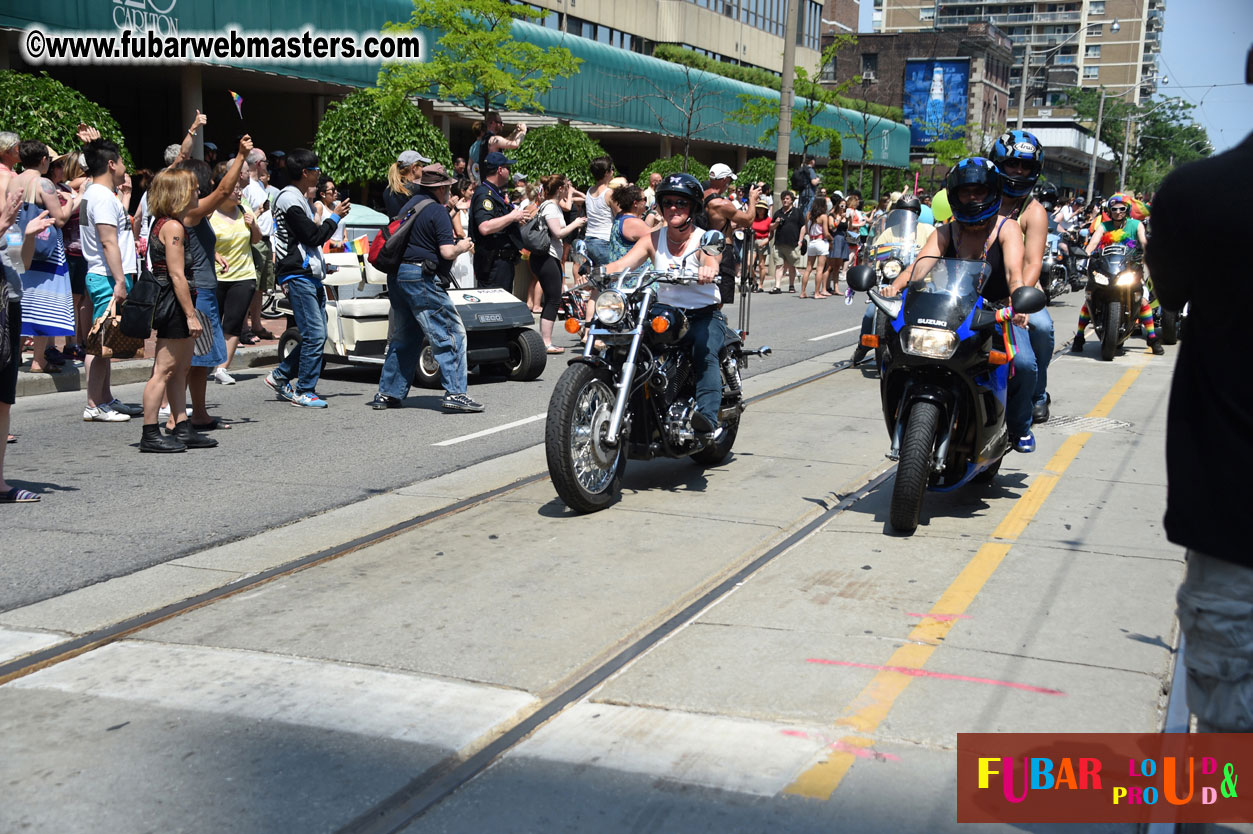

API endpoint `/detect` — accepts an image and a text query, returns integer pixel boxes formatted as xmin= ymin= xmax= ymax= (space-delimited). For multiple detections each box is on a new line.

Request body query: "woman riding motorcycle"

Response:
xmin=1072 ymin=194 xmax=1160 ymax=355
xmin=882 ymin=158 xmax=1036 ymax=452
xmin=603 ymin=172 xmax=725 ymax=433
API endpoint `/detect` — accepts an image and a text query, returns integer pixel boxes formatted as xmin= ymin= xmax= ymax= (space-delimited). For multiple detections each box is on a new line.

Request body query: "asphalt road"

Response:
xmin=3 ymin=284 xmax=982 ymax=611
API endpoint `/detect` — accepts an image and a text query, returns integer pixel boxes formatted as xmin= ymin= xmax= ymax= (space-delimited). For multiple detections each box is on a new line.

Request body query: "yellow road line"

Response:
xmin=784 ymin=365 xmax=1144 ymax=800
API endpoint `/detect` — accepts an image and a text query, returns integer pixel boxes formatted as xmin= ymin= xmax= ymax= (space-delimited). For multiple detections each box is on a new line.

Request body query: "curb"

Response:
xmin=15 ymin=344 xmax=279 ymax=398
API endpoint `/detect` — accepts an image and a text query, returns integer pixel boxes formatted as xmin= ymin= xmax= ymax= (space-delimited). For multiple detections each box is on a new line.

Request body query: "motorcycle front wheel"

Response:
xmin=1159 ymin=308 xmax=1179 ymax=345
xmin=891 ymin=400 xmax=941 ymax=534
xmin=1100 ymin=301 xmax=1121 ymax=361
xmin=545 ymin=363 xmax=626 ymax=513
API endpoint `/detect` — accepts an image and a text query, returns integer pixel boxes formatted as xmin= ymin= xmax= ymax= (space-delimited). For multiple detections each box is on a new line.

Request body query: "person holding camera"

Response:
xmin=369 ymin=164 xmax=482 ymax=413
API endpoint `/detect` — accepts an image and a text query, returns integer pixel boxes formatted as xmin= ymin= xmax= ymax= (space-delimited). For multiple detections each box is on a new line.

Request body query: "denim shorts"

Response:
xmin=190 ymin=286 xmax=228 ymax=367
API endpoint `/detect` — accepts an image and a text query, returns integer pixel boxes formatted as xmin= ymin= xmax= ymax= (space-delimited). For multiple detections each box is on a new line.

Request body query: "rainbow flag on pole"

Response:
xmin=349 ymin=235 xmax=368 ymax=257
xmin=229 ymin=90 xmax=244 ymax=118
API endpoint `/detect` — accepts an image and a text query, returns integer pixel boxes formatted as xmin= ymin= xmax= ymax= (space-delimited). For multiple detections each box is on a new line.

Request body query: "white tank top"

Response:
xmin=585 ymin=187 xmax=613 ymax=240
xmin=651 ymin=226 xmax=719 ymax=309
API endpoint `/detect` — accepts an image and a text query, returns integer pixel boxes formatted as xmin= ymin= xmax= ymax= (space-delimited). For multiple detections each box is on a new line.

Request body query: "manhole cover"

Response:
xmin=1047 ymin=415 xmax=1133 ymax=434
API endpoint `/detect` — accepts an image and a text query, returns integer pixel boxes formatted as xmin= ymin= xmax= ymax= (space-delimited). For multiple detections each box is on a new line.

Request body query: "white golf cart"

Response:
xmin=275 ymin=206 xmax=546 ymax=388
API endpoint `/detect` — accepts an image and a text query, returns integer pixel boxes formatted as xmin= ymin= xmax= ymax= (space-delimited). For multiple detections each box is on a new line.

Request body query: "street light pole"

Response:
xmin=1119 ymin=115 xmax=1131 ymax=191
xmin=1016 ymin=51 xmax=1029 ymax=129
xmin=773 ymin=0 xmax=802 ymax=198
xmin=1085 ymin=88 xmax=1106 ymax=199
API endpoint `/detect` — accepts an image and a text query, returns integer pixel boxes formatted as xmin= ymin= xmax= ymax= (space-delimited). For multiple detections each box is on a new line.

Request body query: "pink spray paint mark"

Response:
xmin=805 ymin=658 xmax=1066 ymax=696
xmin=779 ymin=729 xmax=902 ymax=762
xmin=906 ymin=612 xmax=971 ymax=621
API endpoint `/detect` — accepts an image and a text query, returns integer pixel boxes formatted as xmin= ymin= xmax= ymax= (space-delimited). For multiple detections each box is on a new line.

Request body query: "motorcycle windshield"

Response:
xmin=903 ymin=256 xmax=991 ymax=329
xmin=867 ymin=210 xmax=922 ymax=265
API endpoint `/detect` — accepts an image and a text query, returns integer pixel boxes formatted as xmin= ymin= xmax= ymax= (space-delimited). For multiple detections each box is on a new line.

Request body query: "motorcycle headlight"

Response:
xmin=1116 ymin=271 xmax=1138 ymax=286
xmin=594 ymin=290 xmax=627 ymax=325
xmin=1092 ymin=272 xmax=1110 ymax=285
xmin=903 ymin=326 xmax=957 ymax=360
xmin=881 ymin=259 xmax=902 ymax=280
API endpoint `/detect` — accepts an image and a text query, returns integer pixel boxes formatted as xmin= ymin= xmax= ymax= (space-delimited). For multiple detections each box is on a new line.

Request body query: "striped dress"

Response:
xmin=18 ymin=187 xmax=75 ymax=338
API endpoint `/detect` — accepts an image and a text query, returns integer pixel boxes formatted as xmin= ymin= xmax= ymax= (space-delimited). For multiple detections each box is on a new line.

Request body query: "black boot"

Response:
xmin=170 ymin=420 xmax=218 ymax=449
xmin=1148 ymin=336 xmax=1164 ymax=356
xmin=1070 ymin=333 xmax=1085 ymax=353
xmin=140 ymin=423 xmax=186 ymax=453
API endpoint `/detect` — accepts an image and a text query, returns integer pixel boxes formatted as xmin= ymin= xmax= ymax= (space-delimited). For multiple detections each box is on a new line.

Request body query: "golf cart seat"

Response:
xmin=337 ymin=297 xmax=391 ymax=318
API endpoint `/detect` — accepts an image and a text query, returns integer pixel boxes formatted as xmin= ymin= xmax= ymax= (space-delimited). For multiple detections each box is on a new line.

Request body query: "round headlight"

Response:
xmin=1116 ymin=271 xmax=1138 ymax=286
xmin=882 ymin=259 xmax=902 ymax=280
xmin=595 ymin=290 xmax=627 ymax=325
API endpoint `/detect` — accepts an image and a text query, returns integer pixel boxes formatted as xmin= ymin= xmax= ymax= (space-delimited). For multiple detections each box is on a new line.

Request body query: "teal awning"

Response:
xmin=3 ymin=4 xmax=910 ymax=167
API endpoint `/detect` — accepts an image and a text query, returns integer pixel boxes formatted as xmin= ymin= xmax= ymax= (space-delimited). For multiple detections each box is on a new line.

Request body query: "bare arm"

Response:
xmin=1001 ymin=219 xmax=1025 ymax=294
xmin=185 ymin=135 xmax=253 ymax=223
xmin=477 ymin=204 xmax=532 ymax=237
xmin=96 ymin=223 xmax=129 ymax=300
xmin=605 ymin=231 xmax=656 ymax=273
xmin=885 ymin=225 xmax=946 ymax=295
xmin=439 ymin=237 xmax=474 ymax=261
xmin=1020 ymin=203 xmax=1047 ymax=288
xmin=38 ymin=179 xmax=72 ymax=225
xmin=544 ymin=205 xmax=586 ymax=241
xmin=1084 ymin=224 xmax=1103 ymax=255
xmin=19 ymin=211 xmax=54 ymax=270
xmin=173 ymin=110 xmax=207 ymax=167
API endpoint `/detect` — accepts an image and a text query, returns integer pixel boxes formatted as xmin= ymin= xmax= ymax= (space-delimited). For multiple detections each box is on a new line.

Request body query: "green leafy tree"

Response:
xmin=509 ymin=124 xmax=607 ymax=186
xmin=1066 ymin=87 xmax=1138 ymax=173
xmin=731 ymin=37 xmax=860 ymax=161
xmin=1127 ymin=98 xmax=1210 ymax=193
xmin=314 ymin=89 xmax=450 ymax=189
xmin=634 ymin=156 xmax=710 ymax=188
xmin=0 ymin=71 xmax=132 ymax=169
xmin=378 ymin=0 xmax=581 ymax=121
xmin=737 ymin=156 xmax=785 ymax=189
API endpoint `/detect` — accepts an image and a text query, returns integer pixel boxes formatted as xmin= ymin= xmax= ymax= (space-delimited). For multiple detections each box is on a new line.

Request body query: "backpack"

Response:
xmin=792 ymin=166 xmax=809 ymax=193
xmin=467 ymin=137 xmax=484 ymax=182
xmin=368 ymin=196 xmax=439 ymax=273
xmin=520 ymin=201 xmax=552 ymax=253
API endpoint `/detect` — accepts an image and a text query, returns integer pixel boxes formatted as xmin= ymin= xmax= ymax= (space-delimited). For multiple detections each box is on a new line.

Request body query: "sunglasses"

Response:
xmin=1109 ymin=206 xmax=1127 ymax=212
xmin=660 ymin=198 xmax=691 ymax=210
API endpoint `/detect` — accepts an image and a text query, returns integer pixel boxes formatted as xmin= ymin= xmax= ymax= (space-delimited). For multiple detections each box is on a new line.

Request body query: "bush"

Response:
xmin=634 ymin=156 xmax=709 ymax=188
xmin=0 ymin=71 xmax=133 ymax=169
xmin=509 ymin=124 xmax=607 ymax=188
xmin=736 ymin=156 xmax=791 ymax=191
xmin=314 ymin=89 xmax=450 ymax=187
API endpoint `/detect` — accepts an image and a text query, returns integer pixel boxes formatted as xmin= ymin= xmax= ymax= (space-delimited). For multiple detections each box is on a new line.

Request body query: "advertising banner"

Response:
xmin=904 ymin=58 xmax=971 ymax=147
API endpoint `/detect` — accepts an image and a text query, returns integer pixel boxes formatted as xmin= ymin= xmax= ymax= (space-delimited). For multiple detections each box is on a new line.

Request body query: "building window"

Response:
xmin=1087 ymin=23 xmax=1103 ymax=37
xmin=861 ymin=53 xmax=878 ymax=79
xmin=1090 ymin=1 xmax=1106 ymax=14
xmin=1083 ymin=65 xmax=1099 ymax=79
xmin=1085 ymin=44 xmax=1100 ymax=58
xmin=920 ymin=7 xmax=935 ymax=20
xmin=820 ymin=54 xmax=837 ymax=82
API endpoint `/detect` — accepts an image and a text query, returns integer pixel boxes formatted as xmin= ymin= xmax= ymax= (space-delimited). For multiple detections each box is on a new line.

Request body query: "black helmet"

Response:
xmin=1034 ymin=182 xmax=1058 ymax=211
xmin=654 ymin=172 xmax=704 ymax=208
xmin=945 ymin=157 xmax=1003 ymax=224
xmin=892 ymin=195 xmax=922 ymax=215
xmin=989 ymin=130 xmax=1044 ymax=197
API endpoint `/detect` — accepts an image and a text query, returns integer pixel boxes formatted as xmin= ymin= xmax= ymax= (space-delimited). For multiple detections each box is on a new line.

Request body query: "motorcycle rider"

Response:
xmin=1072 ymin=194 xmax=1160 ymax=354
xmin=604 ymin=173 xmax=725 ymax=434
xmin=882 ymin=158 xmax=1035 ymax=452
xmin=851 ymin=195 xmax=933 ymax=366
xmin=990 ymin=130 xmax=1055 ymax=430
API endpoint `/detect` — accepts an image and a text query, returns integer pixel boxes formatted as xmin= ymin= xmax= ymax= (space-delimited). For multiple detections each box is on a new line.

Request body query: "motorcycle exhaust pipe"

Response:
xmin=742 ymin=345 xmax=772 ymax=357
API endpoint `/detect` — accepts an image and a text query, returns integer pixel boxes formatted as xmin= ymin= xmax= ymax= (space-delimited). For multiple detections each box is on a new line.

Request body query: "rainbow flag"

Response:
xmin=349 ymin=235 xmax=368 ymax=256
xmin=229 ymin=90 xmax=243 ymax=118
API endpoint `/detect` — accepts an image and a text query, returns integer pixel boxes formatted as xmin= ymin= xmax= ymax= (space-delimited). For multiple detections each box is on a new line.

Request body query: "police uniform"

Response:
xmin=469 ymin=179 xmax=522 ymax=293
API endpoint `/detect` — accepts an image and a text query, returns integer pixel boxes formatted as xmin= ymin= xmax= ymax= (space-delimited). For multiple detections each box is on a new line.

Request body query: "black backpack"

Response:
xmin=693 ymin=194 xmax=741 ymax=306
xmin=792 ymin=167 xmax=809 ymax=193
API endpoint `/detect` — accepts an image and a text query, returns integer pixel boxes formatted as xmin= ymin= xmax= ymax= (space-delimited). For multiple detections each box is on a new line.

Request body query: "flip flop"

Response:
xmin=1 ymin=487 xmax=40 ymax=503
xmin=191 ymin=419 xmax=230 ymax=431
xmin=545 ymin=345 xmax=566 ymax=355
xmin=6 ymin=435 xmax=15 ymax=444
xmin=769 ymin=288 xmax=782 ymax=294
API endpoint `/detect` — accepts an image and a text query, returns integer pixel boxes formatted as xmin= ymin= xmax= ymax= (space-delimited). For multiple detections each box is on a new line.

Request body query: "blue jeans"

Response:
xmin=379 ymin=263 xmax=468 ymax=398
xmin=682 ymin=309 xmax=728 ymax=422
xmin=584 ymin=237 xmax=612 ymax=268
xmin=273 ymin=277 xmax=327 ymax=395
xmin=1007 ymin=307 xmax=1056 ymax=436
xmin=1026 ymin=307 xmax=1053 ymax=407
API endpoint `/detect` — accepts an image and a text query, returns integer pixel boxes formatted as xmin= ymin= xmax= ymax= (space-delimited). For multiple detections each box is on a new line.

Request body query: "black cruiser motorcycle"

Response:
xmin=546 ymin=234 xmax=771 ymax=513
xmin=1085 ymin=243 xmax=1144 ymax=361
xmin=846 ymin=257 xmax=1046 ymax=533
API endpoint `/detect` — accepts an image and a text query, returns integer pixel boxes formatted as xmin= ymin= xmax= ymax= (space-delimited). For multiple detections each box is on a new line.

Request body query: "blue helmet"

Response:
xmin=945 ymin=157 xmax=1003 ymax=224
xmin=989 ymin=130 xmax=1044 ymax=197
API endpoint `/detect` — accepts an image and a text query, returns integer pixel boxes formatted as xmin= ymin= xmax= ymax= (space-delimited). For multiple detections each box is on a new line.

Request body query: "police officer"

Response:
xmin=470 ymin=151 xmax=534 ymax=294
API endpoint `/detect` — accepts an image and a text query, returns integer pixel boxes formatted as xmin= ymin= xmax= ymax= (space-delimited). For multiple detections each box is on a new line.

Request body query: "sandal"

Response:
xmin=1 ymin=487 xmax=40 ymax=503
xmin=6 ymin=435 xmax=15 ymax=444
xmin=190 ymin=419 xmax=230 ymax=431
xmin=769 ymin=287 xmax=782 ymax=294
xmin=239 ymin=333 xmax=261 ymax=346
xmin=545 ymin=345 xmax=566 ymax=355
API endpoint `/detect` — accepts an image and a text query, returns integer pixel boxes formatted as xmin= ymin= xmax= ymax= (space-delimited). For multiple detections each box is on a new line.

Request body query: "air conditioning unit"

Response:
xmin=862 ymin=70 xmax=877 ymax=81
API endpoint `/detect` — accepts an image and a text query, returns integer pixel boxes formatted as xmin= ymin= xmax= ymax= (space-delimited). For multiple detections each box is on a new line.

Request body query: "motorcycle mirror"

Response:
xmin=699 ymin=229 xmax=726 ymax=256
xmin=571 ymin=239 xmax=590 ymax=267
xmin=846 ymin=264 xmax=876 ymax=293
xmin=1011 ymin=286 xmax=1047 ymax=315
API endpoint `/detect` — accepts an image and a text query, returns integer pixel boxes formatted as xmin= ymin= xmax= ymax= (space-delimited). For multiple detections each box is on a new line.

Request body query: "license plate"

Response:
xmin=476 ymin=313 xmax=503 ymax=323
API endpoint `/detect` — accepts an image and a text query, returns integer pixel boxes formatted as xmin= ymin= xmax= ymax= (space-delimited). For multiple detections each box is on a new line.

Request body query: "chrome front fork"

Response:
xmin=603 ymin=289 xmax=653 ymax=446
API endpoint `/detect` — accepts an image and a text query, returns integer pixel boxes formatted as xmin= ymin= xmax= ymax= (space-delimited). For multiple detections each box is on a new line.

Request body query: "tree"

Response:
xmin=314 ymin=89 xmax=450 ymax=191
xmin=1066 ymin=87 xmax=1137 ymax=173
xmin=634 ymin=156 xmax=710 ymax=188
xmin=843 ymin=78 xmax=892 ymax=189
xmin=0 ymin=71 xmax=133 ymax=169
xmin=377 ymin=0 xmax=581 ymax=121
xmin=731 ymin=37 xmax=861 ymax=162
xmin=509 ymin=124 xmax=607 ymax=186
xmin=1126 ymin=98 xmax=1211 ymax=193
xmin=595 ymin=62 xmax=726 ymax=166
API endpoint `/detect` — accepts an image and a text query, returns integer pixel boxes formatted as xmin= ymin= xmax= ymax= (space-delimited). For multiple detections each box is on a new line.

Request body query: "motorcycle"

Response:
xmin=1085 ymin=243 xmax=1145 ymax=361
xmin=1043 ymin=226 xmax=1071 ymax=302
xmin=859 ymin=209 xmax=924 ymax=364
xmin=1060 ymin=229 xmax=1087 ymax=291
xmin=846 ymin=257 xmax=1046 ymax=533
xmin=545 ymin=232 xmax=771 ymax=513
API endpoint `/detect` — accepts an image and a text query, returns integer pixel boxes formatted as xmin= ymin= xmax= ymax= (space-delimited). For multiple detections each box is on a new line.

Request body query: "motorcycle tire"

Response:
xmin=873 ymin=307 xmax=888 ymax=366
xmin=505 ymin=328 xmax=546 ymax=382
xmin=1100 ymin=302 xmax=1121 ymax=362
xmin=890 ymin=400 xmax=941 ymax=534
xmin=546 ymin=363 xmax=625 ymax=514
xmin=1159 ymin=308 xmax=1179 ymax=346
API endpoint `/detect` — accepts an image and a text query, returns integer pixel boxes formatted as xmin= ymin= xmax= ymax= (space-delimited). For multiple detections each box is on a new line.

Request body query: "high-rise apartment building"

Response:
xmin=871 ymin=0 xmax=1165 ymax=118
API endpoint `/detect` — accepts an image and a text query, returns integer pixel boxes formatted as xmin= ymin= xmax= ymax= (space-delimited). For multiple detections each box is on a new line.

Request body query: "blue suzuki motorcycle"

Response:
xmin=847 ymin=257 xmax=1046 ymax=533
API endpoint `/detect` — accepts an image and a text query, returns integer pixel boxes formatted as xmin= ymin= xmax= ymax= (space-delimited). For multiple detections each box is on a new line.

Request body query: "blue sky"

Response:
xmin=857 ymin=0 xmax=1252 ymax=153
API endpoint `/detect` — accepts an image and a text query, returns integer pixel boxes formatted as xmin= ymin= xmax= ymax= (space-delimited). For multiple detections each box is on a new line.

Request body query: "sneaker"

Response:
xmin=289 ymin=390 xmax=329 ymax=408
xmin=212 ymin=367 xmax=236 ymax=385
xmin=83 ymin=404 xmax=131 ymax=422
xmin=1013 ymin=432 xmax=1036 ymax=454
xmin=1070 ymin=333 xmax=1085 ymax=353
xmin=264 ymin=372 xmax=293 ymax=401
xmin=368 ymin=393 xmax=403 ymax=410
xmin=105 ymin=399 xmax=144 ymax=418
xmin=156 ymin=405 xmax=194 ymax=420
xmin=441 ymin=392 xmax=485 ymax=413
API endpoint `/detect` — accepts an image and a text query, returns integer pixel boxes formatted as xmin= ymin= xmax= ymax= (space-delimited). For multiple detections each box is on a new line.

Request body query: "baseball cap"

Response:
xmin=484 ymin=151 xmax=516 ymax=169
xmin=398 ymin=150 xmax=430 ymax=167
xmin=709 ymin=163 xmax=737 ymax=182
xmin=512 ymin=172 xmax=528 ymax=184
xmin=203 ymin=142 xmax=218 ymax=151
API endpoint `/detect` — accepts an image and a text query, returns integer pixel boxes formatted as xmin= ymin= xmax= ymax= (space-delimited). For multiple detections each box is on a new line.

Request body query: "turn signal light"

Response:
xmin=564 ymin=318 xmax=581 ymax=334
xmin=651 ymin=316 xmax=670 ymax=334
xmin=989 ymin=350 xmax=1008 ymax=365
xmin=860 ymin=334 xmax=878 ymax=348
